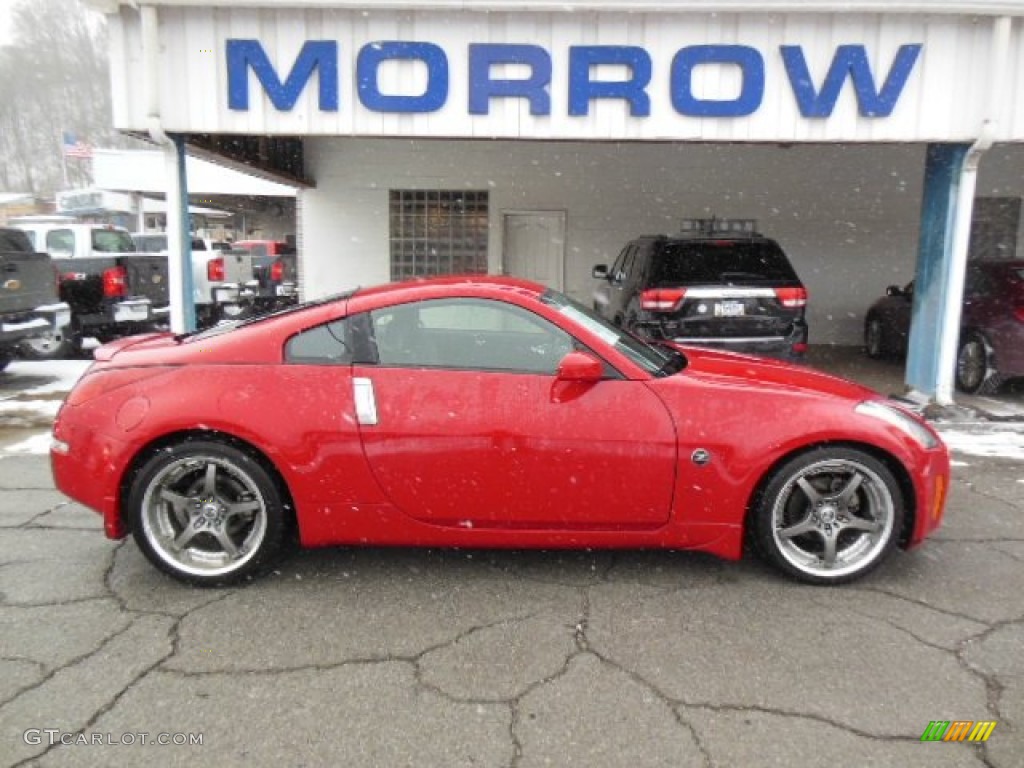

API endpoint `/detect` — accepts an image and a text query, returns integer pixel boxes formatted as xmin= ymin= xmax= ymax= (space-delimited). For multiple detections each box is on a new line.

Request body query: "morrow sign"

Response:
xmin=227 ymin=40 xmax=923 ymax=120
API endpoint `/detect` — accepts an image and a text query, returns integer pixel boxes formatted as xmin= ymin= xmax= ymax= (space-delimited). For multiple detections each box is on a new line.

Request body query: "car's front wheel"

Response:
xmin=955 ymin=331 xmax=1002 ymax=395
xmin=128 ymin=440 xmax=288 ymax=586
xmin=752 ymin=448 xmax=903 ymax=585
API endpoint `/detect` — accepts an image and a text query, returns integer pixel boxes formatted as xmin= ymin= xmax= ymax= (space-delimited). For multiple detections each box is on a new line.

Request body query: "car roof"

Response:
xmin=352 ymin=275 xmax=546 ymax=303
xmin=632 ymin=232 xmax=776 ymax=245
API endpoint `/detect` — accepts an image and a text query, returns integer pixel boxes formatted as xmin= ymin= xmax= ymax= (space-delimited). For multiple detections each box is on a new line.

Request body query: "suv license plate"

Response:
xmin=714 ymin=301 xmax=745 ymax=317
xmin=114 ymin=304 xmax=150 ymax=323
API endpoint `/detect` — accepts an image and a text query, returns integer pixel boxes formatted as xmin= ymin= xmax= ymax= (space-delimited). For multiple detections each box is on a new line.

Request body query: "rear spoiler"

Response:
xmin=93 ymin=332 xmax=173 ymax=362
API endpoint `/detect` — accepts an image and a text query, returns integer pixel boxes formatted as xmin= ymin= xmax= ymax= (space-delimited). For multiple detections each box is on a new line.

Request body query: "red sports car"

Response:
xmin=51 ymin=277 xmax=950 ymax=586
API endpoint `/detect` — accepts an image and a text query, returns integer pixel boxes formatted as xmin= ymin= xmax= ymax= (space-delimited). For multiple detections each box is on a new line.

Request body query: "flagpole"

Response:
xmin=58 ymin=129 xmax=68 ymax=189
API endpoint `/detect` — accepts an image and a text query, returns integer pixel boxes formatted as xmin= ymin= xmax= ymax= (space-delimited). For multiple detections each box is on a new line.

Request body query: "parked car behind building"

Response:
xmin=864 ymin=260 xmax=1024 ymax=394
xmin=13 ymin=223 xmax=168 ymax=359
xmin=592 ymin=219 xmax=808 ymax=361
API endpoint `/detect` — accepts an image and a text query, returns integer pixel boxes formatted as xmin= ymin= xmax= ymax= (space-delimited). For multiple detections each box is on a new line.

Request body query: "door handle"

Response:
xmin=353 ymin=377 xmax=378 ymax=426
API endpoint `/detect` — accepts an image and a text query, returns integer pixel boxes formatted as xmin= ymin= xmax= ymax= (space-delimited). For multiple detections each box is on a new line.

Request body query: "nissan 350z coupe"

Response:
xmin=51 ymin=277 xmax=950 ymax=587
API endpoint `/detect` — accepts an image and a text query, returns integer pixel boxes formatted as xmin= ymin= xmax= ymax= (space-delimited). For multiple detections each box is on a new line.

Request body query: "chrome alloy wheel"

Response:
xmin=139 ymin=455 xmax=268 ymax=579
xmin=770 ymin=458 xmax=896 ymax=581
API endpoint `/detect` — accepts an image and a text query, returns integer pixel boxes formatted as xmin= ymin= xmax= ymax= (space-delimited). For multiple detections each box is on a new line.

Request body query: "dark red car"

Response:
xmin=51 ymin=277 xmax=949 ymax=587
xmin=864 ymin=260 xmax=1024 ymax=393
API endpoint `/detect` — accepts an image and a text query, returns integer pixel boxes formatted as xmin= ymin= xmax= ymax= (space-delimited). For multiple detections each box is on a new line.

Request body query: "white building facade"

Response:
xmin=85 ymin=0 xmax=1024 ymax=400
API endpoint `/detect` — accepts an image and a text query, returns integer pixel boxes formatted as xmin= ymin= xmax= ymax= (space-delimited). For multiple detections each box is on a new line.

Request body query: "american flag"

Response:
xmin=62 ymin=132 xmax=93 ymax=159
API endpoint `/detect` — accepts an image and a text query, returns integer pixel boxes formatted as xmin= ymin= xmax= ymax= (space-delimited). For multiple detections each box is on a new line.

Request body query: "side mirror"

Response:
xmin=885 ymin=285 xmax=902 ymax=297
xmin=592 ymin=264 xmax=609 ymax=280
xmin=555 ymin=351 xmax=604 ymax=383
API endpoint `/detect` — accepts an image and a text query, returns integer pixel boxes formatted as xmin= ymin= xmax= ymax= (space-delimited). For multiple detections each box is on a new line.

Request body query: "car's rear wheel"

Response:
xmin=19 ymin=332 xmax=80 ymax=361
xmin=864 ymin=315 xmax=886 ymax=359
xmin=752 ymin=448 xmax=903 ymax=585
xmin=128 ymin=440 xmax=287 ymax=586
xmin=955 ymin=332 xmax=1003 ymax=395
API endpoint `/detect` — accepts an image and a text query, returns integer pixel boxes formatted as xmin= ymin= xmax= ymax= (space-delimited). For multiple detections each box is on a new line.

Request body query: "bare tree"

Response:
xmin=0 ymin=0 xmax=142 ymax=196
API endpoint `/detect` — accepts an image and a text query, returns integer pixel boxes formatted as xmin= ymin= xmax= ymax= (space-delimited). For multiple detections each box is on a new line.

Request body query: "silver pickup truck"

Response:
xmin=132 ymin=234 xmax=256 ymax=328
xmin=0 ymin=228 xmax=71 ymax=371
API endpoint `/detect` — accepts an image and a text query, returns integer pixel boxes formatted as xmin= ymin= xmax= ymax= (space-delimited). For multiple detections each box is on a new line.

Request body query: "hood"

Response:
xmin=678 ymin=345 xmax=879 ymax=402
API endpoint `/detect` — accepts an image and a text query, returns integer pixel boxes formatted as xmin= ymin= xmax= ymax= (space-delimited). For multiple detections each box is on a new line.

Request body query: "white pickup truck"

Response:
xmin=131 ymin=234 xmax=256 ymax=328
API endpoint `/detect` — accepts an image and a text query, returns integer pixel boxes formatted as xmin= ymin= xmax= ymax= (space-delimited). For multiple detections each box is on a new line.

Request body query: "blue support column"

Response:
xmin=905 ymin=143 xmax=970 ymax=398
xmin=171 ymin=134 xmax=196 ymax=332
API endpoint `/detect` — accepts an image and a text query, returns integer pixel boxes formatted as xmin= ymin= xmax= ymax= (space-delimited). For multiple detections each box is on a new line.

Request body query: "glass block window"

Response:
xmin=389 ymin=190 xmax=489 ymax=281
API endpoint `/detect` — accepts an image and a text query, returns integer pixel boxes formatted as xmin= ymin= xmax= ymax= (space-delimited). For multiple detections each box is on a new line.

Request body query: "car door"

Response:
xmin=351 ymin=296 xmax=677 ymax=529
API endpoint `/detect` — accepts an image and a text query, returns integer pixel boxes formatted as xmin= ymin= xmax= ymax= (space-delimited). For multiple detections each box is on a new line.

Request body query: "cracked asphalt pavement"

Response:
xmin=1 ymin=451 xmax=1022 ymax=767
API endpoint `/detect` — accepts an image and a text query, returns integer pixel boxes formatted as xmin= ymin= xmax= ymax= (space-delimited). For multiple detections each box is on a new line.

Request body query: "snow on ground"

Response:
xmin=935 ymin=426 xmax=1024 ymax=462
xmin=4 ymin=432 xmax=55 ymax=455
xmin=2 ymin=360 xmax=91 ymax=396
xmin=2 ymin=359 xmax=1024 ymax=463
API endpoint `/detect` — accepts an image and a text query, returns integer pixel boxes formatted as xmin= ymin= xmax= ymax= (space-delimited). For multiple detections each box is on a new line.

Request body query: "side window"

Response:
xmin=46 ymin=229 xmax=75 ymax=257
xmin=285 ymin=317 xmax=354 ymax=365
xmin=609 ymin=247 xmax=628 ymax=282
xmin=371 ymin=298 xmax=574 ymax=373
xmin=632 ymin=244 xmax=651 ymax=285
xmin=964 ymin=267 xmax=989 ymax=297
xmin=620 ymin=245 xmax=638 ymax=282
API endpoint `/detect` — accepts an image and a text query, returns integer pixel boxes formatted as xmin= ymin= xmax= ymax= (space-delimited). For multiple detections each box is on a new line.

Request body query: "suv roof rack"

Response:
xmin=678 ymin=217 xmax=760 ymax=237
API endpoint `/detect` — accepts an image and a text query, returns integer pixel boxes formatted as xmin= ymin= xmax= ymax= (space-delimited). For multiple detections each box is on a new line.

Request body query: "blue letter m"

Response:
xmin=782 ymin=44 xmax=921 ymax=118
xmin=228 ymin=40 xmax=338 ymax=111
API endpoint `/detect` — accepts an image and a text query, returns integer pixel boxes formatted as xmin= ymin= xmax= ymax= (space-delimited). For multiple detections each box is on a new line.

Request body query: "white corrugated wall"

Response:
xmin=109 ymin=6 xmax=1024 ymax=142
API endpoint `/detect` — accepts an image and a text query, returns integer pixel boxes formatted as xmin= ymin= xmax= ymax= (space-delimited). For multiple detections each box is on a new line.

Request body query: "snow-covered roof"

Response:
xmin=92 ymin=149 xmax=297 ymax=198
xmin=81 ymin=0 xmax=1024 ymax=17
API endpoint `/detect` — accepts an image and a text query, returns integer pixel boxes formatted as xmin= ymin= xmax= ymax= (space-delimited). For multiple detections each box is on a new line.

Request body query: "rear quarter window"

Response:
xmin=285 ymin=319 xmax=353 ymax=364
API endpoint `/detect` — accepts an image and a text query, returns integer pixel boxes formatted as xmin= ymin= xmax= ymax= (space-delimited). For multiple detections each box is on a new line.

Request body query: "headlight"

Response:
xmin=855 ymin=400 xmax=940 ymax=449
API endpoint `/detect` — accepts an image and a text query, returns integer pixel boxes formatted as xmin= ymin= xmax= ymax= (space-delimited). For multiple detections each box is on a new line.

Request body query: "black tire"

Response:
xmin=955 ymin=331 xmax=1003 ymax=395
xmin=18 ymin=332 xmax=80 ymax=361
xmin=751 ymin=447 xmax=904 ymax=585
xmin=864 ymin=314 xmax=886 ymax=359
xmin=128 ymin=440 xmax=288 ymax=586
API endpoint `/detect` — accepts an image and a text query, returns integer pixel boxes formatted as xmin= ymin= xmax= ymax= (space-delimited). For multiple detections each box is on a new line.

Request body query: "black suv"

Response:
xmin=592 ymin=220 xmax=809 ymax=360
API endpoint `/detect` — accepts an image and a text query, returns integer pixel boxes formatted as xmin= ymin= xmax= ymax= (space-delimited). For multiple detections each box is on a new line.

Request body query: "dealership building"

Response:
xmin=83 ymin=0 xmax=1024 ymax=403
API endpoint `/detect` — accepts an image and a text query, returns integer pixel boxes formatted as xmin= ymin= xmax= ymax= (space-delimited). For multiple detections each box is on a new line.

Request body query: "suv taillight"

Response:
xmin=270 ymin=260 xmax=284 ymax=282
xmin=641 ymin=289 xmax=686 ymax=312
xmin=1013 ymin=305 xmax=1024 ymax=323
xmin=102 ymin=265 xmax=128 ymax=298
xmin=775 ymin=286 xmax=808 ymax=308
xmin=207 ymin=257 xmax=225 ymax=282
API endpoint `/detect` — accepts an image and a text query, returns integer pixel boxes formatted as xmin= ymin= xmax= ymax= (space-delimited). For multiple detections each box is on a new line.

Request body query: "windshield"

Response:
xmin=540 ymin=289 xmax=684 ymax=377
xmin=91 ymin=229 xmax=136 ymax=253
